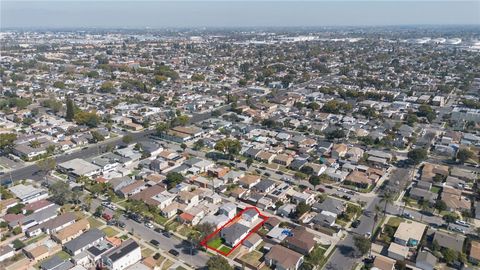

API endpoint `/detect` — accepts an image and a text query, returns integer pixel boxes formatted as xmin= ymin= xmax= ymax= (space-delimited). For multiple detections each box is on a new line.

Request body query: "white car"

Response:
xmin=455 ymin=220 xmax=470 ymax=227
xmin=145 ymin=222 xmax=154 ymax=229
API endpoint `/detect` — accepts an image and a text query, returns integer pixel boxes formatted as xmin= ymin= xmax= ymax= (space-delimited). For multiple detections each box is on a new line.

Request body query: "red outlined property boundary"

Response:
xmin=200 ymin=206 xmax=269 ymax=256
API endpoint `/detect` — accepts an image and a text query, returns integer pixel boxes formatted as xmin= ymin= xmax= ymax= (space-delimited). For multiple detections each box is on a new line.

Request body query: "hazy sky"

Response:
xmin=1 ymin=1 xmax=479 ymax=29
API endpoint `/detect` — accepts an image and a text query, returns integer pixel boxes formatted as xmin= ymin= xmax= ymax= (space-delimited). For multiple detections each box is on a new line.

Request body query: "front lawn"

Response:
xmin=102 ymin=226 xmax=119 ymax=237
xmin=54 ymin=250 xmax=71 ymax=260
xmin=431 ymin=186 xmax=441 ymax=194
xmin=207 ymin=237 xmax=223 ymax=249
xmin=219 ymin=246 xmax=232 ymax=254
xmin=87 ymin=216 xmax=104 ymax=228
xmin=386 ymin=216 xmax=404 ymax=227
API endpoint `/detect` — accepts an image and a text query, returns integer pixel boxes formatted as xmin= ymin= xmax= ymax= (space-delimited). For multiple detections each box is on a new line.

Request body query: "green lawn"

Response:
xmin=207 ymin=238 xmax=223 ymax=249
xmin=219 ymin=246 xmax=232 ymax=254
xmin=24 ymin=234 xmax=47 ymax=245
xmin=386 ymin=216 xmax=404 ymax=227
xmin=87 ymin=216 xmax=104 ymax=228
xmin=54 ymin=250 xmax=71 ymax=260
xmin=102 ymin=226 xmax=119 ymax=237
xmin=431 ymin=186 xmax=441 ymax=194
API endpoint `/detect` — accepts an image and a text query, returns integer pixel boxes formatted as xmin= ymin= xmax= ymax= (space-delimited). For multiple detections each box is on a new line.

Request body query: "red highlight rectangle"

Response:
xmin=200 ymin=206 xmax=268 ymax=256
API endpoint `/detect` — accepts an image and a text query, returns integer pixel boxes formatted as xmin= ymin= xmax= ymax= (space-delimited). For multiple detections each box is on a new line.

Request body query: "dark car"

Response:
xmin=352 ymin=220 xmax=361 ymax=228
xmin=239 ymin=167 xmax=246 ymax=171
xmin=342 ymin=195 xmax=351 ymax=201
xmin=260 ymin=166 xmax=266 ymax=170
xmin=163 ymin=231 xmax=171 ymax=238
xmin=317 ymin=187 xmax=325 ymax=193
xmin=168 ymin=249 xmax=179 ymax=256
xmin=150 ymin=239 xmax=160 ymax=247
xmin=325 ymin=185 xmax=333 ymax=189
xmin=264 ymin=172 xmax=271 ymax=177
xmin=277 ymin=171 xmax=284 ymax=175
xmin=154 ymin=227 xmax=162 ymax=233
xmin=117 ymin=221 xmax=126 ymax=228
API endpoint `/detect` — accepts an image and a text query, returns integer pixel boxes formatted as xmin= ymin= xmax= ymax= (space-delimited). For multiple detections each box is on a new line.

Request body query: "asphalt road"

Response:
xmin=90 ymin=198 xmax=210 ymax=269
xmin=0 ymin=130 xmax=152 ymax=185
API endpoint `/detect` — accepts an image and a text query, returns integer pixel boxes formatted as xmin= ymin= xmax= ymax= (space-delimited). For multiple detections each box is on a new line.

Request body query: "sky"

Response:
xmin=1 ymin=1 xmax=479 ymax=29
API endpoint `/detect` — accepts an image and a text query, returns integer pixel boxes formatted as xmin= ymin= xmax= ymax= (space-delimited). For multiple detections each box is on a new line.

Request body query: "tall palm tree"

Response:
xmin=379 ymin=191 xmax=395 ymax=216
xmin=419 ymin=199 xmax=429 ymax=222
xmin=402 ymin=197 xmax=412 ymax=216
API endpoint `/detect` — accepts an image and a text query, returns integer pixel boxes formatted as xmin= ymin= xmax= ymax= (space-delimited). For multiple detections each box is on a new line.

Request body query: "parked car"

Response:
xmin=264 ymin=172 xmax=271 ymax=177
xmin=150 ymin=239 xmax=160 ymax=247
xmin=455 ymin=220 xmax=470 ymax=227
xmin=163 ymin=231 xmax=171 ymax=238
xmin=352 ymin=220 xmax=361 ymax=228
xmin=154 ymin=228 xmax=162 ymax=233
xmin=168 ymin=249 xmax=179 ymax=256
xmin=403 ymin=213 xmax=414 ymax=220
xmin=342 ymin=195 xmax=351 ymax=201
xmin=117 ymin=221 xmax=126 ymax=228
xmin=277 ymin=171 xmax=284 ymax=175
xmin=145 ymin=222 xmax=154 ymax=229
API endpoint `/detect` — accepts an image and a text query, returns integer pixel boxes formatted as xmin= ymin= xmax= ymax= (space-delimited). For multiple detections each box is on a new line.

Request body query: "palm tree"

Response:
xmin=379 ymin=191 xmax=395 ymax=216
xmin=401 ymin=197 xmax=412 ymax=216
xmin=419 ymin=199 xmax=429 ymax=222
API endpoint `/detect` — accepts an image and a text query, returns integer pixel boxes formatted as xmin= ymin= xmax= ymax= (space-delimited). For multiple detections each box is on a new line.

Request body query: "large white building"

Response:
xmin=102 ymin=239 xmax=141 ymax=270
xmin=452 ymin=107 xmax=480 ymax=123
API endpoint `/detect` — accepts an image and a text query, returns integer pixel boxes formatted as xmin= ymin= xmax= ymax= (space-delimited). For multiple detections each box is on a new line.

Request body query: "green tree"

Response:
xmin=91 ymin=131 xmax=105 ymax=142
xmin=456 ymin=148 xmax=474 ymax=164
xmin=166 ymin=172 xmax=185 ymax=189
xmin=379 ymin=191 xmax=395 ymax=216
xmin=180 ymin=143 xmax=187 ymax=151
xmin=37 ymin=157 xmax=56 ymax=179
xmin=407 ymin=148 xmax=428 ymax=165
xmin=441 ymin=248 xmax=458 ymax=264
xmin=75 ymin=111 xmax=100 ymax=127
xmin=0 ymin=133 xmax=17 ymax=151
xmin=66 ymin=98 xmax=75 ymax=121
xmin=193 ymin=139 xmax=204 ymax=150
xmin=122 ymin=135 xmax=134 ymax=144
xmin=94 ymin=205 xmax=104 ymax=217
xmin=155 ymin=122 xmax=170 ymax=135
xmin=100 ymin=81 xmax=115 ymax=92
xmin=353 ymin=236 xmax=371 ymax=256
xmin=295 ymin=202 xmax=311 ymax=218
xmin=49 ymin=181 xmax=72 ymax=205
xmin=206 ymin=255 xmax=233 ymax=270
xmin=246 ymin=158 xmax=253 ymax=168
xmin=309 ymin=176 xmax=321 ymax=190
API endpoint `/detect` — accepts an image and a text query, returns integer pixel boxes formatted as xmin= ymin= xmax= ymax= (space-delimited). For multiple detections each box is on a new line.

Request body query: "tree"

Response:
xmin=37 ymin=157 xmax=56 ymax=179
xmin=193 ymin=139 xmax=204 ymax=150
xmin=100 ymin=81 xmax=115 ymax=92
xmin=49 ymin=181 xmax=72 ymax=205
xmin=456 ymin=148 xmax=474 ymax=164
xmin=307 ymin=102 xmax=320 ymax=111
xmin=418 ymin=199 xmax=429 ymax=221
xmin=155 ymin=122 xmax=170 ymax=135
xmin=407 ymin=148 xmax=428 ymax=165
xmin=180 ymin=143 xmax=187 ymax=151
xmin=214 ymin=139 xmax=241 ymax=156
xmin=417 ymin=104 xmax=436 ymax=122
xmin=0 ymin=133 xmax=17 ymax=151
xmin=443 ymin=212 xmax=459 ymax=225
xmin=353 ymin=236 xmax=370 ymax=256
xmin=66 ymin=98 xmax=75 ymax=121
xmin=434 ymin=200 xmax=447 ymax=212
xmin=94 ymin=205 xmax=104 ymax=217
xmin=379 ymin=191 xmax=395 ymax=216
xmin=91 ymin=131 xmax=105 ymax=142
xmin=75 ymin=111 xmax=100 ymax=127
xmin=246 ymin=158 xmax=253 ymax=168
xmin=166 ymin=172 xmax=185 ymax=189
xmin=309 ymin=176 xmax=321 ymax=190
xmin=401 ymin=197 xmax=412 ymax=215
xmin=295 ymin=202 xmax=311 ymax=218
xmin=122 ymin=135 xmax=133 ymax=144
xmin=206 ymin=255 xmax=233 ymax=270
xmin=173 ymin=115 xmax=190 ymax=127
xmin=441 ymin=248 xmax=458 ymax=264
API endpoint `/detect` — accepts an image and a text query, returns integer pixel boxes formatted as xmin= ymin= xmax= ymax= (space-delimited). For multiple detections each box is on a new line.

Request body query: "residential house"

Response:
xmin=64 ymin=228 xmax=105 ymax=255
xmin=393 ymin=221 xmax=426 ymax=247
xmin=284 ymin=226 xmax=316 ymax=255
xmin=265 ymin=244 xmax=304 ymax=270
xmin=433 ymin=230 xmax=465 ymax=253
xmin=101 ymin=239 xmax=141 ymax=270
xmin=52 ymin=219 xmax=90 ymax=244
xmin=416 ymin=250 xmax=437 ymax=270
xmin=221 ymin=223 xmax=250 ymax=247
